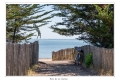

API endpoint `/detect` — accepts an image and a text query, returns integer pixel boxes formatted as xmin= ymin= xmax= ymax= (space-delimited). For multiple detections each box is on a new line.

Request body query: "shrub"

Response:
xmin=85 ymin=52 xmax=93 ymax=68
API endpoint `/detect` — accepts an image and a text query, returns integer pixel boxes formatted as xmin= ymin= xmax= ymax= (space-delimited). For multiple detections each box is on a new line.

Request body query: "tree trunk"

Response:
xmin=12 ymin=27 xmax=16 ymax=43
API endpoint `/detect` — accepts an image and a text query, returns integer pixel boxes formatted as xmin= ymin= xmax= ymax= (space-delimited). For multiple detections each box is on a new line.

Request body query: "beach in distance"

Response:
xmin=29 ymin=39 xmax=88 ymax=58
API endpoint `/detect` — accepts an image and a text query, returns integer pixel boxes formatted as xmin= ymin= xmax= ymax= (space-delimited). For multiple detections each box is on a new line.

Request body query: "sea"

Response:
xmin=29 ymin=39 xmax=88 ymax=58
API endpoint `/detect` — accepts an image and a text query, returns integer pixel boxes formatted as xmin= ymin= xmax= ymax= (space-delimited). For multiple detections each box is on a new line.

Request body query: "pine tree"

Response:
xmin=6 ymin=4 xmax=54 ymax=43
xmin=50 ymin=4 xmax=114 ymax=48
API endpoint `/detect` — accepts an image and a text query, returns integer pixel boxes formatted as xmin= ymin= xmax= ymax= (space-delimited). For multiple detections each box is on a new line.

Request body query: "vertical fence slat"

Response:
xmin=10 ymin=43 xmax=14 ymax=75
xmin=30 ymin=43 xmax=32 ymax=67
xmin=6 ymin=42 xmax=10 ymax=76
xmin=112 ymin=49 xmax=114 ymax=73
xmin=101 ymin=48 xmax=104 ymax=71
xmin=25 ymin=44 xmax=28 ymax=74
xmin=13 ymin=43 xmax=18 ymax=75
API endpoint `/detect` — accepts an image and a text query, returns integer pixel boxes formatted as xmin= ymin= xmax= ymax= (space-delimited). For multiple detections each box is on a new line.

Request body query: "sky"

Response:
xmin=32 ymin=5 xmax=79 ymax=39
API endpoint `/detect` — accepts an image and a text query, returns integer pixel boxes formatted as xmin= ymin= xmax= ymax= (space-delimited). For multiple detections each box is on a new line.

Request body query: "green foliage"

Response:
xmin=85 ymin=52 xmax=93 ymax=68
xmin=50 ymin=4 xmax=114 ymax=48
xmin=6 ymin=4 xmax=54 ymax=43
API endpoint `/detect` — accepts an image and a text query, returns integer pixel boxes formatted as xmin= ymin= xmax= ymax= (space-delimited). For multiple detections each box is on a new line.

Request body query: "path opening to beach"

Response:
xmin=32 ymin=59 xmax=99 ymax=76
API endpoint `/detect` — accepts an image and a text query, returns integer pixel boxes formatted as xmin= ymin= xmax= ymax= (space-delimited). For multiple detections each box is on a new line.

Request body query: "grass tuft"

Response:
xmin=26 ymin=65 xmax=38 ymax=76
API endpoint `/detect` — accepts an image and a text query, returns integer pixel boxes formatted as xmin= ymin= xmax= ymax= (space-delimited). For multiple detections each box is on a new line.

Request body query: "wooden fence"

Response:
xmin=6 ymin=41 xmax=39 ymax=76
xmin=52 ymin=45 xmax=114 ymax=73
xmin=52 ymin=48 xmax=76 ymax=61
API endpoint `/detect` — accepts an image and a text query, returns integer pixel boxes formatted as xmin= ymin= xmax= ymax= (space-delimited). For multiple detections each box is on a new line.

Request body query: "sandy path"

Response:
xmin=33 ymin=59 xmax=99 ymax=76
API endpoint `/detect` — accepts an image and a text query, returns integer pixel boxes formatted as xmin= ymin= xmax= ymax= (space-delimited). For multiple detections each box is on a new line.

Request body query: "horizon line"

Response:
xmin=31 ymin=38 xmax=77 ymax=40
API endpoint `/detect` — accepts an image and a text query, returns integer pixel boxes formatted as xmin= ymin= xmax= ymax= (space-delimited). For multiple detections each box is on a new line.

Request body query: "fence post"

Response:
xmin=25 ymin=44 xmax=29 ymax=74
xmin=61 ymin=49 xmax=63 ymax=60
xmin=36 ymin=41 xmax=39 ymax=63
xmin=13 ymin=43 xmax=19 ymax=75
xmin=6 ymin=42 xmax=10 ymax=76
xmin=10 ymin=43 xmax=14 ymax=75
xmin=52 ymin=51 xmax=54 ymax=61
xmin=111 ymin=49 xmax=114 ymax=74
xmin=31 ymin=42 xmax=34 ymax=65
xmin=30 ymin=43 xmax=32 ymax=67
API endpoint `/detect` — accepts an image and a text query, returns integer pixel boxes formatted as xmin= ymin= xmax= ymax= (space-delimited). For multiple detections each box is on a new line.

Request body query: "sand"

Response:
xmin=32 ymin=58 xmax=99 ymax=76
xmin=39 ymin=58 xmax=52 ymax=61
